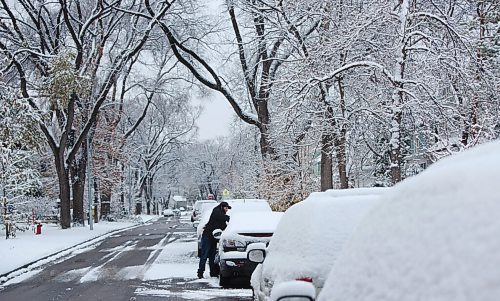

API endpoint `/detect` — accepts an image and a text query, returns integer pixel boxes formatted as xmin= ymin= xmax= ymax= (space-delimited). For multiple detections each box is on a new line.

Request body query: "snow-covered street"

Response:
xmin=0 ymin=214 xmax=252 ymax=301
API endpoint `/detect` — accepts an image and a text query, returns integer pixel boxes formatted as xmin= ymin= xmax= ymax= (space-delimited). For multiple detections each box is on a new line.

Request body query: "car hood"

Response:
xmin=223 ymin=212 xmax=284 ymax=235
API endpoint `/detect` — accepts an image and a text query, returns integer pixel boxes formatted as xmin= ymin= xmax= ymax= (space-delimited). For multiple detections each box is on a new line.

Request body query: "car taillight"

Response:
xmin=296 ymin=277 xmax=313 ymax=283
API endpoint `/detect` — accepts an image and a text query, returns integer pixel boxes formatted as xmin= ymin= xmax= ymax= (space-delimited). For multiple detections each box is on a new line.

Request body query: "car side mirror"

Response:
xmin=270 ymin=281 xmax=316 ymax=301
xmin=247 ymin=242 xmax=267 ymax=263
xmin=248 ymin=249 xmax=265 ymax=263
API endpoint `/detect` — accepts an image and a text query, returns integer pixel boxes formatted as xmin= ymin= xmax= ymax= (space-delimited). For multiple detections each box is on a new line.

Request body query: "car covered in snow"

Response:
xmin=162 ymin=208 xmax=175 ymax=217
xmin=314 ymin=141 xmax=500 ymax=301
xmin=269 ymin=141 xmax=500 ymax=301
xmin=219 ymin=210 xmax=283 ymax=288
xmin=248 ymin=187 xmax=388 ymax=301
xmin=196 ymin=199 xmax=273 ymax=258
xmin=191 ymin=199 xmax=218 ymax=225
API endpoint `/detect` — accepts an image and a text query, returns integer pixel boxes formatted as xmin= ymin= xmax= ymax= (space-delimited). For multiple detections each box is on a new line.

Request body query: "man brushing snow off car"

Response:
xmin=197 ymin=201 xmax=231 ymax=278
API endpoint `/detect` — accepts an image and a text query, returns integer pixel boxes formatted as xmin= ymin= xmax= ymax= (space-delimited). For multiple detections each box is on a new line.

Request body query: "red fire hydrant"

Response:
xmin=35 ymin=223 xmax=42 ymax=235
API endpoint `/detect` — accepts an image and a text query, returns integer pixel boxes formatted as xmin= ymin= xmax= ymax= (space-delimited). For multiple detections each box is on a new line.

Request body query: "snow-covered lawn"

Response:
xmin=0 ymin=215 xmax=157 ymax=280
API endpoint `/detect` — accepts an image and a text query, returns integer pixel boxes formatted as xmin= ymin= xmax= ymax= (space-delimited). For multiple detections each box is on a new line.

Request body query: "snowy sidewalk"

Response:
xmin=0 ymin=215 xmax=158 ymax=282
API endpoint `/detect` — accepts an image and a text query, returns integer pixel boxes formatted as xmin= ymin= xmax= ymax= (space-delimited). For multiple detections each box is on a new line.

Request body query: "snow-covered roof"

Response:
xmin=318 ymin=140 xmax=500 ymax=301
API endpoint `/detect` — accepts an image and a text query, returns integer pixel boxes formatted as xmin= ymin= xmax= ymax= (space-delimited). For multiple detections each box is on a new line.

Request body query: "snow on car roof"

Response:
xmin=226 ymin=199 xmax=272 ymax=215
xmin=193 ymin=200 xmax=217 ymax=211
xmin=197 ymin=199 xmax=272 ymax=237
xmin=224 ymin=212 xmax=284 ymax=234
xmin=262 ymin=191 xmax=383 ymax=288
xmin=318 ymin=140 xmax=500 ymax=301
xmin=320 ymin=186 xmax=389 ymax=198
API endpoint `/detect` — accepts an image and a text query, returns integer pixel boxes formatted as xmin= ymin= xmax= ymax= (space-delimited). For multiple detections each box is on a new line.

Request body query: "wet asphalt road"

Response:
xmin=0 ymin=216 xmax=252 ymax=301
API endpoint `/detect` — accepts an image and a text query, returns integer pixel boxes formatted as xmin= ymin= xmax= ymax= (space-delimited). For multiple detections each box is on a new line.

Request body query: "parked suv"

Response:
xmin=219 ymin=210 xmax=283 ymax=287
xmin=196 ymin=199 xmax=274 ymax=250
xmin=191 ymin=199 xmax=217 ymax=225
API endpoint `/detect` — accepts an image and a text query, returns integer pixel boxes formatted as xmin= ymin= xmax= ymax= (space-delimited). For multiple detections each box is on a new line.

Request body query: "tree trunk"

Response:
xmin=71 ymin=151 xmax=86 ymax=226
xmin=463 ymin=1 xmax=486 ymax=147
xmin=135 ymin=201 xmax=142 ymax=215
xmin=334 ymin=76 xmax=349 ymax=189
xmin=55 ymin=151 xmax=71 ymax=229
xmin=146 ymin=176 xmax=153 ymax=214
xmin=100 ymin=190 xmax=111 ymax=219
xmin=256 ymin=97 xmax=274 ymax=158
xmin=389 ymin=109 xmax=403 ymax=184
xmin=320 ymin=133 xmax=333 ymax=191
xmin=333 ymin=134 xmax=348 ymax=189
xmin=389 ymin=0 xmax=409 ymax=185
xmin=93 ymin=181 xmax=99 ymax=223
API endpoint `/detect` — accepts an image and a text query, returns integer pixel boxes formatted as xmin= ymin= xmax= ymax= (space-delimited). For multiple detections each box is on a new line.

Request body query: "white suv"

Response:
xmin=191 ymin=199 xmax=217 ymax=225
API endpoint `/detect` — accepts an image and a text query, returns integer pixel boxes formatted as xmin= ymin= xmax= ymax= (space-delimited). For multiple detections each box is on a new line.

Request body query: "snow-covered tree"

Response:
xmin=0 ymin=0 xmax=173 ymax=228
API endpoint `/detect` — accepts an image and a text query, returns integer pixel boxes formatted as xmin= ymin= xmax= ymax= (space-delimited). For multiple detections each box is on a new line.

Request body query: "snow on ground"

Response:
xmin=144 ymin=239 xmax=199 ymax=280
xmin=135 ymin=285 xmax=251 ymax=300
xmin=1 ymin=211 xmax=252 ymax=299
xmin=0 ymin=215 xmax=157 ymax=280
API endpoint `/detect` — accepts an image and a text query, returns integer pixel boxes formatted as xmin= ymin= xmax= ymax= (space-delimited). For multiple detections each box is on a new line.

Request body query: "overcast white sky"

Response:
xmin=194 ymin=92 xmax=235 ymax=141
xmin=193 ymin=0 xmax=237 ymax=141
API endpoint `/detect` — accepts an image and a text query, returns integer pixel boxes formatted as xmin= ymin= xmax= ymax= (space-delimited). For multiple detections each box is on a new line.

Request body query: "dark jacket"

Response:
xmin=203 ymin=204 xmax=230 ymax=236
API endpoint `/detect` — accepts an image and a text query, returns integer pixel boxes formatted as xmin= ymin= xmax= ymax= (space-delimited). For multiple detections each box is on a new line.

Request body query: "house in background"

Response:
xmin=172 ymin=195 xmax=187 ymax=209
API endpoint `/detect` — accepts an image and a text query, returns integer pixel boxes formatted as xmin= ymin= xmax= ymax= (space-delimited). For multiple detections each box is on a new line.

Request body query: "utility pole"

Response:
xmin=128 ymin=166 xmax=132 ymax=215
xmin=3 ymin=197 xmax=8 ymax=239
xmin=87 ymin=135 xmax=94 ymax=230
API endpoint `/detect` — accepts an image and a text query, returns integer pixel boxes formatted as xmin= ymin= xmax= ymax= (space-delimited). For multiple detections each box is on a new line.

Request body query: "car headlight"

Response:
xmin=222 ymin=239 xmax=246 ymax=248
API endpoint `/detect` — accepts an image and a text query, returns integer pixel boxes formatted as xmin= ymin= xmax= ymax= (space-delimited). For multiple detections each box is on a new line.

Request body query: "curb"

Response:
xmin=0 ymin=222 xmax=145 ymax=284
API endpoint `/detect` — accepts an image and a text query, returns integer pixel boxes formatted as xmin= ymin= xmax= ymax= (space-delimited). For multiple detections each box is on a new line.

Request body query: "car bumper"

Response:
xmin=220 ymin=258 xmax=259 ymax=279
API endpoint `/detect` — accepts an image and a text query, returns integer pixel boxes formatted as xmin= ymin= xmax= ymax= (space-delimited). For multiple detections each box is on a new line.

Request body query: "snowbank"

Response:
xmin=0 ymin=215 xmax=157 ymax=279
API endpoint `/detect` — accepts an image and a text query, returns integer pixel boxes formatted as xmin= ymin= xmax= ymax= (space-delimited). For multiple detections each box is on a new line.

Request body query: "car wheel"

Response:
xmin=219 ymin=275 xmax=230 ymax=288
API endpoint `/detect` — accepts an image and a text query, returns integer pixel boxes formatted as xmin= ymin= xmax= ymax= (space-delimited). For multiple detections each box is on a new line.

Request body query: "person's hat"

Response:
xmin=220 ymin=201 xmax=232 ymax=209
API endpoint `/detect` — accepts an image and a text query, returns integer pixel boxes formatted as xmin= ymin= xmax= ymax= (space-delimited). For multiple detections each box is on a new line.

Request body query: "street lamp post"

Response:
xmin=87 ymin=135 xmax=93 ymax=231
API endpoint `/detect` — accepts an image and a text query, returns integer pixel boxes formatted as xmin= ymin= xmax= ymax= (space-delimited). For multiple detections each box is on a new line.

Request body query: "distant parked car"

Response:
xmin=162 ymin=209 xmax=175 ymax=217
xmin=191 ymin=200 xmax=218 ymax=224
xmin=248 ymin=188 xmax=388 ymax=301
